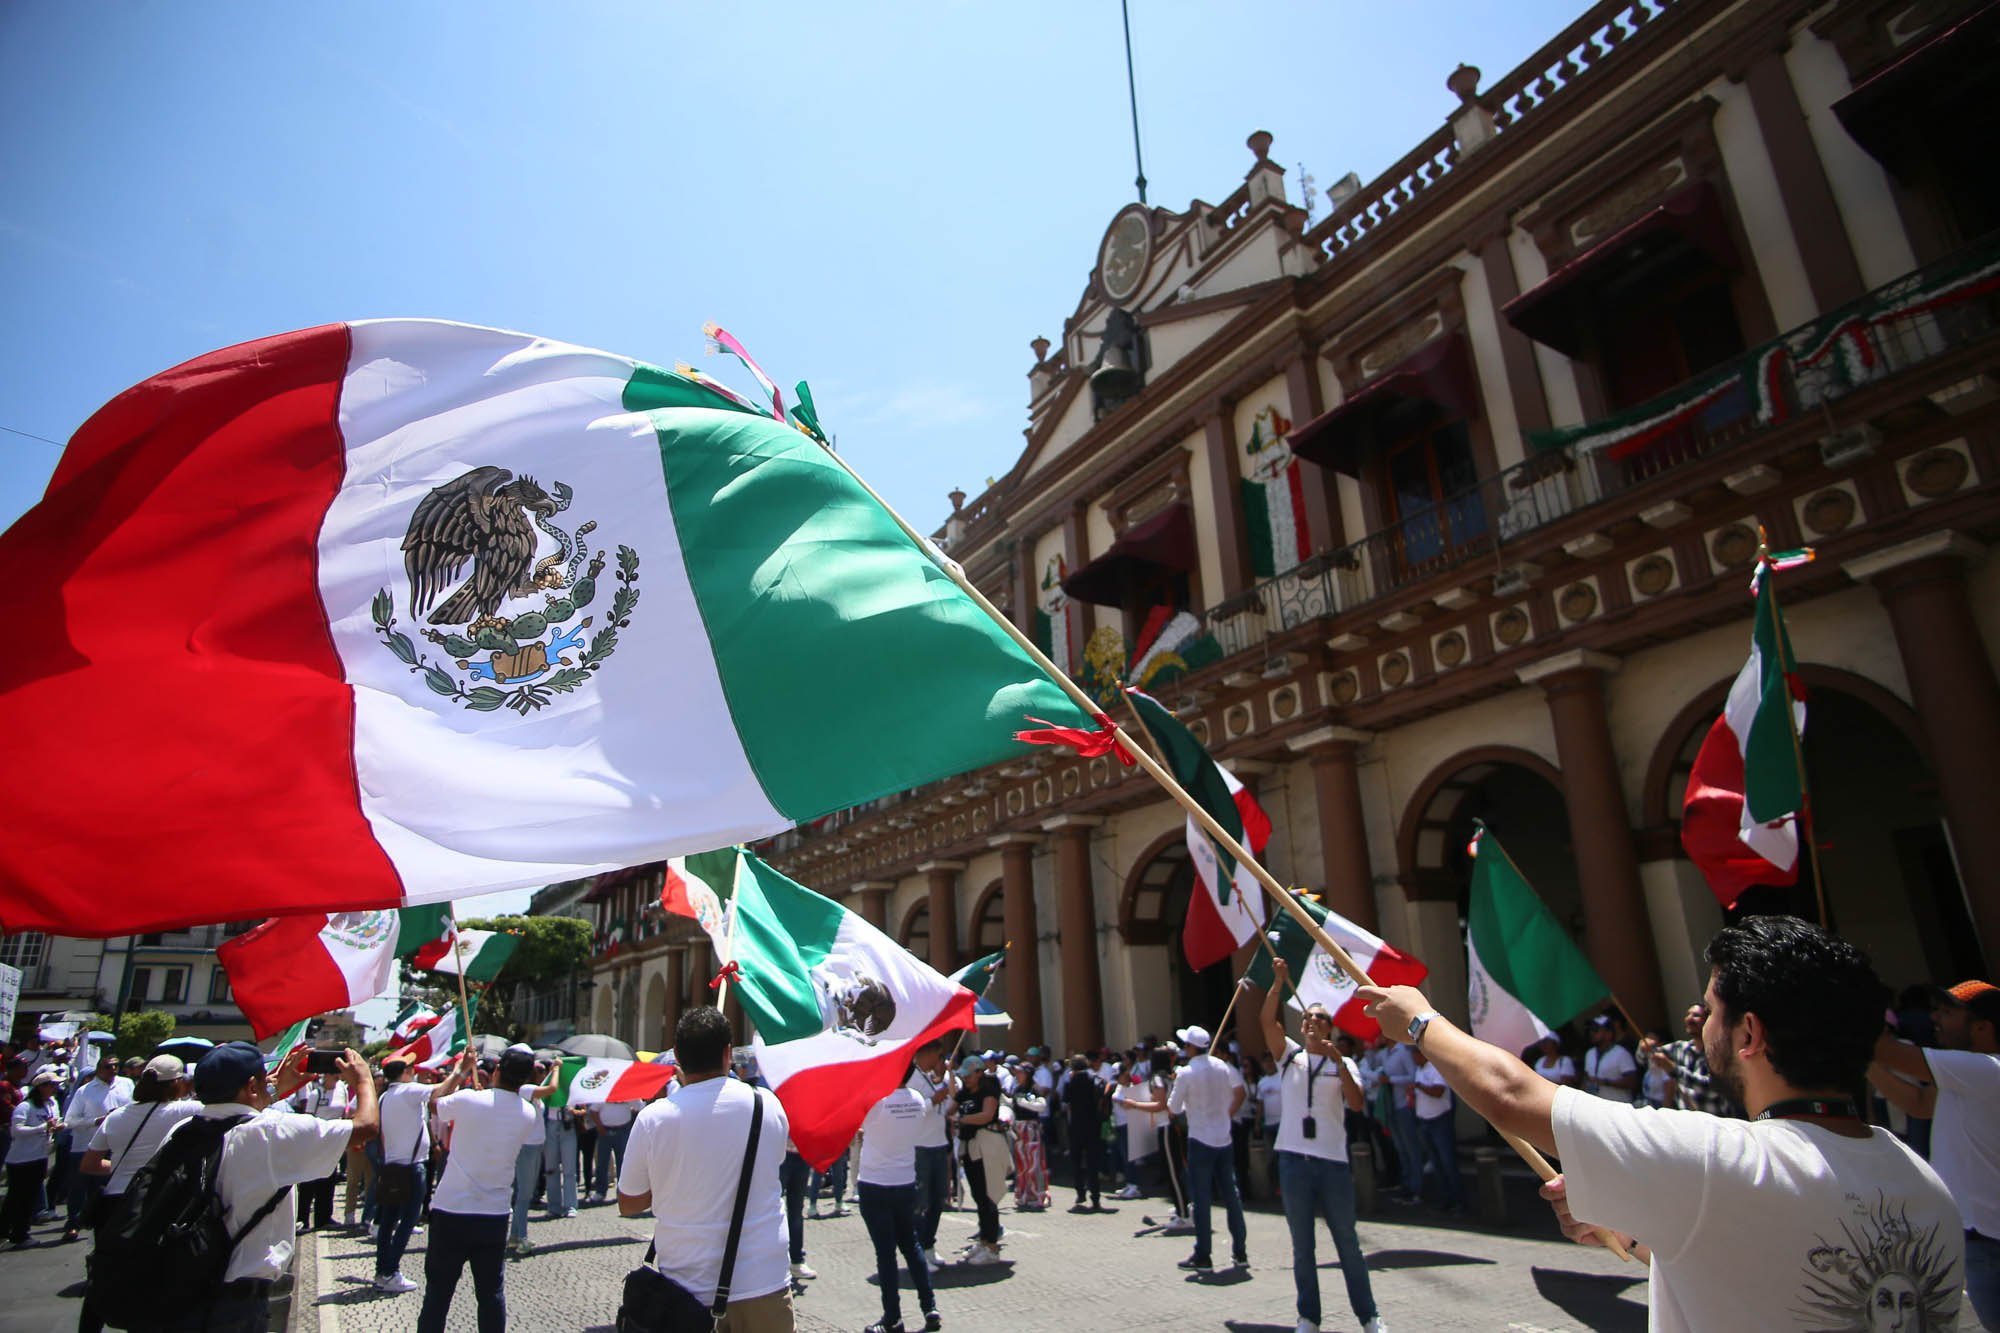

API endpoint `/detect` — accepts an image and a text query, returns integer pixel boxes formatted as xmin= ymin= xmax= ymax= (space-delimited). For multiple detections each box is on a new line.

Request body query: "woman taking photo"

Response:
xmin=854 ymin=1077 xmax=941 ymax=1333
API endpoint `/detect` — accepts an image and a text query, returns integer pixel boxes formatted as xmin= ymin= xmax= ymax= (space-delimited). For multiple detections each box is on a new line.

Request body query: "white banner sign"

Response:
xmin=0 ymin=964 xmax=18 ymax=1041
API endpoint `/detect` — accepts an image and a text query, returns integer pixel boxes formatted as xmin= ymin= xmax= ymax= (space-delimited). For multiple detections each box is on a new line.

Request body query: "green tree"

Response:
xmin=115 ymin=1011 xmax=176 ymax=1062
xmin=456 ymin=915 xmax=591 ymax=1026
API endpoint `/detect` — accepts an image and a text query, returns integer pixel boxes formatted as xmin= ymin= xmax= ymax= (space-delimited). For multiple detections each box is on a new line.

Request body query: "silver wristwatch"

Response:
xmin=1407 ymin=1010 xmax=1441 ymax=1046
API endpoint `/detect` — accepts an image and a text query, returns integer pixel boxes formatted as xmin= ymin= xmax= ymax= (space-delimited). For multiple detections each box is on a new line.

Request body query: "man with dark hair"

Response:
xmin=1872 ymin=978 xmax=2000 ymax=1326
xmin=415 ymin=1048 xmax=542 ymax=1333
xmin=621 ymin=1006 xmax=792 ymax=1331
xmin=1360 ymin=915 xmax=1965 ymax=1332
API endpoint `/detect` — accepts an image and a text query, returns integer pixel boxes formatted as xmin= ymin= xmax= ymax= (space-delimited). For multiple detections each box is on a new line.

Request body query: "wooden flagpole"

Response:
xmin=444 ymin=903 xmax=477 ymax=1049
xmin=1756 ymin=529 xmax=1829 ymax=929
xmin=805 ymin=435 xmax=1630 ymax=1261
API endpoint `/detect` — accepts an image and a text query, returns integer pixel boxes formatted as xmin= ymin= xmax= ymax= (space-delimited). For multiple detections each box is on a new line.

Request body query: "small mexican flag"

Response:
xmin=389 ymin=1000 xmax=439 ymax=1047
xmin=720 ymin=848 xmax=974 ymax=1168
xmin=0 ymin=319 xmax=1090 ymax=937
xmin=1681 ymin=559 xmax=1809 ymax=906
xmin=411 ymin=925 xmax=519 ymax=982
xmin=1465 ymin=826 xmax=1608 ymax=1054
xmin=1127 ymin=687 xmax=1270 ymax=972
xmin=392 ymin=995 xmax=474 ymax=1070
xmin=219 ymin=905 xmax=453 ymax=1039
xmin=661 ymin=849 xmax=738 ymax=958
xmin=948 ymin=948 xmax=1011 ymax=1028
xmin=1243 ymin=890 xmax=1428 ymax=1040
xmin=554 ymin=1057 xmax=675 ymax=1109
xmin=262 ymin=1016 xmax=316 ymax=1069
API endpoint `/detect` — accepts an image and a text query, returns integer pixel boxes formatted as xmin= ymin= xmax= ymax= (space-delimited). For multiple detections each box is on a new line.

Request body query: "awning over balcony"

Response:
xmin=1502 ymin=183 xmax=1739 ymax=357
xmin=1286 ymin=334 xmax=1480 ymax=477
xmin=1834 ymin=1 xmax=2000 ymax=179
xmin=1061 ymin=502 xmax=1196 ymax=606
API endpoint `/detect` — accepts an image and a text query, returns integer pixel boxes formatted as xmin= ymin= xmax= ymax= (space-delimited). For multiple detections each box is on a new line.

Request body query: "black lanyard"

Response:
xmin=1755 ymin=1096 xmax=1861 ymax=1122
xmin=1301 ymin=1052 xmax=1328 ymax=1112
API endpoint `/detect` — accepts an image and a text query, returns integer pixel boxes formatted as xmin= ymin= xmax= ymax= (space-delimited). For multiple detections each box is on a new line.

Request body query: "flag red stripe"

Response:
xmin=1181 ymin=871 xmax=1241 ymax=973
xmin=0 ymin=325 xmax=406 ymax=935
xmin=217 ymin=914 xmax=351 ymax=1040
xmin=1233 ymin=786 xmax=1272 ymax=854
xmin=775 ymin=991 xmax=974 ymax=1170
xmin=1329 ymin=948 xmax=1430 ymax=1041
xmin=410 ymin=937 xmax=452 ymax=970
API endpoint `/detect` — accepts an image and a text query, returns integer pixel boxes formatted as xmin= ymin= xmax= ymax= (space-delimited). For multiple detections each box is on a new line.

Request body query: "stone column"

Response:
xmin=663 ymin=946 xmax=686 ymax=1046
xmin=990 ymin=834 xmax=1045 ymax=1051
xmin=1043 ymin=814 xmax=1106 ymax=1052
xmin=1287 ymin=725 xmax=1378 ymax=932
xmin=1518 ymin=650 xmax=1667 ymax=1029
xmin=849 ymin=880 xmax=894 ymax=931
xmin=919 ymin=860 xmax=965 ymax=974
xmin=1846 ymin=533 xmax=2000 ymax=968
xmin=1200 ymin=401 xmax=1253 ymax=598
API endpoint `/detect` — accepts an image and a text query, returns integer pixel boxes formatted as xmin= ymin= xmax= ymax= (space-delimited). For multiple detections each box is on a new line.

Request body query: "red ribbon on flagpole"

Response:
xmin=709 ymin=960 xmax=741 ymax=989
xmin=1014 ymin=713 xmax=1135 ymax=766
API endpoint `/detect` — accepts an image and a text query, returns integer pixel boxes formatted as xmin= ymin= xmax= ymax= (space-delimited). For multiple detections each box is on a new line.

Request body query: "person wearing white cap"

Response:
xmin=1166 ymin=1024 xmax=1247 ymax=1271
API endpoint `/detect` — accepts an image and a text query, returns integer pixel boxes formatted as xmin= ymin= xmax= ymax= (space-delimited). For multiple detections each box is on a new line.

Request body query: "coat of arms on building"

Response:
xmin=370 ymin=466 xmax=641 ymax=715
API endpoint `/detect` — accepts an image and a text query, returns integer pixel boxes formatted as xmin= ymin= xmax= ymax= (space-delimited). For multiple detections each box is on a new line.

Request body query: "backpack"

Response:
xmin=91 ymin=1114 xmax=289 ymax=1328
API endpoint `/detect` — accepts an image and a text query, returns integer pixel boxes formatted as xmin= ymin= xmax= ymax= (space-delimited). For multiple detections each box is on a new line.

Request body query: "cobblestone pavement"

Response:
xmin=293 ymin=1179 xmax=1649 ymax=1333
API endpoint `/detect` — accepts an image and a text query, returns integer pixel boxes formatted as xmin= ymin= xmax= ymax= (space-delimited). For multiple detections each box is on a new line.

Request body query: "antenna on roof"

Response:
xmin=1120 ymin=0 xmax=1148 ymax=204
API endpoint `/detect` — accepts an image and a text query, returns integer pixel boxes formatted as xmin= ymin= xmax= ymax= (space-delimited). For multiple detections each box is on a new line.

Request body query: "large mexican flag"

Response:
xmin=720 ymin=849 xmax=974 ymax=1168
xmin=0 ymin=320 xmax=1089 ymax=936
xmin=1465 ymin=826 xmax=1608 ymax=1054
xmin=1681 ymin=566 xmax=1807 ymax=906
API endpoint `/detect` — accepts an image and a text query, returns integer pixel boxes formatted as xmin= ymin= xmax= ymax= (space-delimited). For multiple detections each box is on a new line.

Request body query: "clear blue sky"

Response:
xmin=2 ymin=2 xmax=1584 ymax=997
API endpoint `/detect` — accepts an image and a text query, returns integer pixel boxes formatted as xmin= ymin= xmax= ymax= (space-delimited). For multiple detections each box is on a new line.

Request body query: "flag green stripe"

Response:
xmin=1244 ymin=891 xmax=1323 ymax=989
xmin=395 ymin=904 xmax=449 ymax=955
xmin=1131 ymin=689 xmax=1243 ymax=879
xmin=1240 ymin=478 xmax=1275 ymax=579
xmin=1466 ymin=837 xmax=1607 ymax=1030
xmin=623 ymin=380 xmax=1089 ymax=820
xmin=1743 ymin=576 xmax=1803 ymax=823
xmin=729 ymin=852 xmax=848 ymax=1043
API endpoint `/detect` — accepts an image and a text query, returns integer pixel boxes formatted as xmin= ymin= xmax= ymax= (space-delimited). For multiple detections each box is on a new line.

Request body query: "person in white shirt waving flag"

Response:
xmin=1359 ymin=915 xmax=1965 ymax=1333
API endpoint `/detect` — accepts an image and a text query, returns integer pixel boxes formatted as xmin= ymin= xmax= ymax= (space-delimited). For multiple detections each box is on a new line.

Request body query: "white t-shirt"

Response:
xmin=175 ymin=1102 xmax=351 ymax=1283
xmin=1166 ymin=1053 xmax=1242 ymax=1149
xmin=1534 ymin=1054 xmax=1577 ymax=1085
xmin=378 ymin=1081 xmax=434 ymax=1165
xmin=1412 ymin=1062 xmax=1452 ymax=1120
xmin=594 ymin=1100 xmax=640 ymax=1129
xmin=8 ymin=1097 xmax=59 ymax=1165
xmin=904 ymin=1069 xmax=951 ymax=1150
xmin=621 ymin=1077 xmax=789 ymax=1306
xmin=1925 ymin=1047 xmax=2000 ymax=1236
xmin=89 ymin=1098 xmax=202 ymax=1195
xmin=1255 ymin=1073 xmax=1283 ymax=1126
xmin=1114 ymin=1072 xmax=1166 ymax=1157
xmin=517 ymin=1083 xmax=547 ymax=1146
xmin=1274 ymin=1041 xmax=1355 ymax=1162
xmin=291 ymin=1080 xmax=349 ymax=1121
xmin=857 ymin=1087 xmax=928 ymax=1187
xmin=431 ymin=1088 xmax=542 ymax=1214
xmin=1552 ymin=1087 xmax=1964 ymax=1333
xmin=1585 ymin=1044 xmax=1638 ymax=1100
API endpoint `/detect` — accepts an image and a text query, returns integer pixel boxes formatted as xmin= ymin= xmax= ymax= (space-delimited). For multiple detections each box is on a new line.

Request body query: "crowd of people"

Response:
xmin=0 ymin=914 xmax=1993 ymax=1332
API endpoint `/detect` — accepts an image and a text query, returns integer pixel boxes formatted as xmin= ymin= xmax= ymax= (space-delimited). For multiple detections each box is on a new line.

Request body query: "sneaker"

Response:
xmin=789 ymin=1261 xmax=817 ymax=1281
xmin=1295 ymin=1321 xmax=1319 ymax=1333
xmin=1231 ymin=1252 xmax=1248 ymax=1268
xmin=808 ymin=1205 xmax=822 ymax=1219
xmin=1362 ymin=1321 xmax=1387 ymax=1333
xmin=410 ymin=1224 xmax=425 ymax=1235
xmin=1115 ymin=1184 xmax=1141 ymax=1199
xmin=1162 ymin=1214 xmax=1195 ymax=1235
xmin=922 ymin=1247 xmax=940 ymax=1269
xmin=510 ymin=1237 xmax=535 ymax=1256
xmin=373 ymin=1273 xmax=417 ymax=1294
xmin=861 ymin=1323 xmax=904 ymax=1333
xmin=960 ymin=1242 xmax=1001 ymax=1265
xmin=833 ymin=1203 xmax=849 ymax=1217
xmin=1177 ymin=1254 xmax=1213 ymax=1270
xmin=923 ymin=1313 xmax=942 ymax=1332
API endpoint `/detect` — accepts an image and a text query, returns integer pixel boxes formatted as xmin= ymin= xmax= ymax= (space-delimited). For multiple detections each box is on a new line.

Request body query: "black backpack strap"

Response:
xmin=708 ymin=1091 xmax=766 ymax=1319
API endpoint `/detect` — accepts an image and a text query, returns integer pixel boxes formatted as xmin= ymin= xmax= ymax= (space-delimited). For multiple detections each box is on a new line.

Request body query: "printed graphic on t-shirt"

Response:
xmin=1793 ymin=1194 xmax=1960 ymax=1331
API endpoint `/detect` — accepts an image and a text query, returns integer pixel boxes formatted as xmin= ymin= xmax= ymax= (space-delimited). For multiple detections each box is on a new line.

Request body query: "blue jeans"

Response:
xmin=374 ymin=1160 xmax=426 ymax=1277
xmin=541 ymin=1121 xmax=578 ymax=1215
xmin=1185 ymin=1137 xmax=1246 ymax=1263
xmin=591 ymin=1124 xmax=630 ymax=1196
xmin=857 ymin=1182 xmax=935 ymax=1327
xmin=66 ymin=1151 xmax=103 ymax=1230
xmin=1390 ymin=1105 xmax=1424 ymax=1193
xmin=1278 ymin=1151 xmax=1377 ymax=1328
xmin=913 ymin=1144 xmax=952 ymax=1248
xmin=1966 ymin=1230 xmax=1998 ymax=1331
xmin=417 ymin=1210 xmax=507 ymax=1333
xmin=362 ymin=1138 xmax=382 ymax=1226
xmin=778 ymin=1151 xmax=810 ymax=1263
xmin=1416 ymin=1113 xmax=1464 ymax=1208
xmin=810 ymin=1152 xmax=848 ymax=1211
xmin=508 ymin=1142 xmax=540 ymax=1241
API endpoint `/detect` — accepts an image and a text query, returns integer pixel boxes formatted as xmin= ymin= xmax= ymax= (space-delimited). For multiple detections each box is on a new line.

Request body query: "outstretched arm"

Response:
xmin=1360 ymin=985 xmax=1558 ymax=1157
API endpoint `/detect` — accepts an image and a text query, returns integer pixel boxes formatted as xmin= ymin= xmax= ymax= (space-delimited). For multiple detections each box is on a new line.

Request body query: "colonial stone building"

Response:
xmin=584 ymin=0 xmax=2000 ymax=1060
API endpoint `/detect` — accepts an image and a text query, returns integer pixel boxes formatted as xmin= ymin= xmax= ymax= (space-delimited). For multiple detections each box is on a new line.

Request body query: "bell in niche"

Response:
xmin=1089 ymin=306 xmax=1146 ymax=414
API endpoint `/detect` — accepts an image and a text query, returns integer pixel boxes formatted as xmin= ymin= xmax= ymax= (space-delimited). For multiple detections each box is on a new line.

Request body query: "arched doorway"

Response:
xmin=644 ymin=973 xmax=669 ymax=1051
xmin=616 ymin=968 xmax=641 ymax=1045
xmin=1120 ymin=833 xmax=1237 ymax=1042
xmin=899 ymin=901 xmax=931 ymax=962
xmin=1649 ymin=670 xmax=1981 ymax=984
xmin=1399 ymin=747 xmax=1580 ymax=935
xmin=969 ymin=881 xmax=1006 ymax=956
